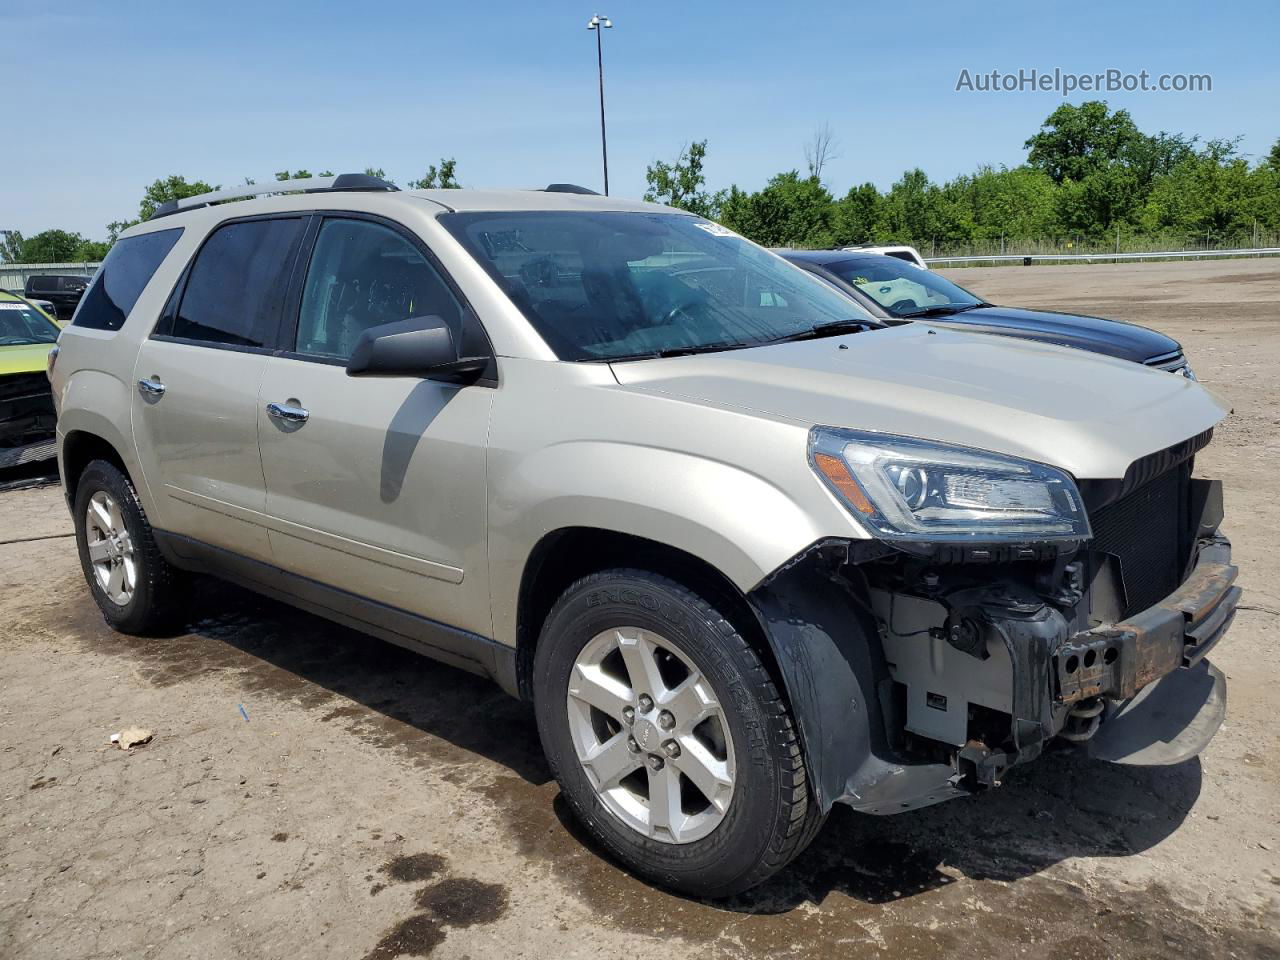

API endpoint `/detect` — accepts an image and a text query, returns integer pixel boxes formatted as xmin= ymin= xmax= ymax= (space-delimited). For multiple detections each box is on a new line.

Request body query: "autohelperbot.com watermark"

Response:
xmin=955 ymin=68 xmax=1212 ymax=95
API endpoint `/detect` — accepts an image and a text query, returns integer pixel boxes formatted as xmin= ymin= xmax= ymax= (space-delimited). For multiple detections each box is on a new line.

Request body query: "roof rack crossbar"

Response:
xmin=148 ymin=173 xmax=399 ymax=220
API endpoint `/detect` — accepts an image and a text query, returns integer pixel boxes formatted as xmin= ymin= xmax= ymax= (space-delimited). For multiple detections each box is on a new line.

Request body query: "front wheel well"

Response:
xmin=61 ymin=431 xmax=131 ymax=507
xmin=515 ymin=527 xmax=781 ymax=701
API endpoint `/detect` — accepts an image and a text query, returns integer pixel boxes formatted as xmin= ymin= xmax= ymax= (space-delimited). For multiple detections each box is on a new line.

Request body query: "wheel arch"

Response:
xmin=60 ymin=427 xmax=136 ymax=509
xmin=514 ymin=526 xmax=903 ymax=815
xmin=514 ymin=526 xmax=785 ymax=705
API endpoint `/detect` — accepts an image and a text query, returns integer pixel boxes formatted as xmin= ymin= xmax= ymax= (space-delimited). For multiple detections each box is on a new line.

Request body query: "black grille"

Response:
xmin=0 ymin=372 xmax=51 ymax=404
xmin=1088 ymin=465 xmax=1188 ymax=618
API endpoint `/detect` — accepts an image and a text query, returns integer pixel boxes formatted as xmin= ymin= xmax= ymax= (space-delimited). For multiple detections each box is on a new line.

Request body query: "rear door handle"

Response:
xmin=266 ymin=401 xmax=310 ymax=424
xmin=137 ymin=377 xmax=166 ymax=399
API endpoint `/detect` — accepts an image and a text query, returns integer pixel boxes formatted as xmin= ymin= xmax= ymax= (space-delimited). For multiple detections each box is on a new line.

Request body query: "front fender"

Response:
xmin=488 ymin=439 xmax=831 ymax=649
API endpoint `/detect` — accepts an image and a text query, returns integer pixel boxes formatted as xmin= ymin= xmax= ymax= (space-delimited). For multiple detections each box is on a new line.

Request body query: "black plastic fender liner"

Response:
xmin=746 ymin=545 xmax=956 ymax=813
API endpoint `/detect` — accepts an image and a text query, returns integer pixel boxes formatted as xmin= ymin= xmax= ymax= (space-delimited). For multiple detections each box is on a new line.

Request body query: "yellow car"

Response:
xmin=0 ymin=290 xmax=60 ymax=468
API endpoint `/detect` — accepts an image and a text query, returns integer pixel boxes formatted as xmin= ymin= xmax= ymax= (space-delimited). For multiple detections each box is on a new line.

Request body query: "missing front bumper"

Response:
xmin=1055 ymin=536 xmax=1239 ymax=705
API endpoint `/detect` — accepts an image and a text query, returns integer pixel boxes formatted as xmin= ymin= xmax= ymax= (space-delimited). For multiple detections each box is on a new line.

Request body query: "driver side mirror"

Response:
xmin=345 ymin=315 xmax=489 ymax=382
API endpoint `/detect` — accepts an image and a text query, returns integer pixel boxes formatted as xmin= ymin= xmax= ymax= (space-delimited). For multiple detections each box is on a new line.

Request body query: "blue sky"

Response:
xmin=5 ymin=0 xmax=1277 ymax=238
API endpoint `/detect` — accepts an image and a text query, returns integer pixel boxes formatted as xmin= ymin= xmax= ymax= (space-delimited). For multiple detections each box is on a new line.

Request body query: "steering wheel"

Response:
xmin=889 ymin=298 xmax=919 ymax=313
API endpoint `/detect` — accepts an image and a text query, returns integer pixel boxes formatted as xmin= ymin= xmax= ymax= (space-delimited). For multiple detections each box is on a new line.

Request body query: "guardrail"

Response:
xmin=925 ymin=247 xmax=1280 ymax=266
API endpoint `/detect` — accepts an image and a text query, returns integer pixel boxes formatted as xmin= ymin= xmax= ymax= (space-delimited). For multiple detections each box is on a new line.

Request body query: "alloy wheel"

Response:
xmin=566 ymin=626 xmax=736 ymax=844
xmin=85 ymin=490 xmax=136 ymax=606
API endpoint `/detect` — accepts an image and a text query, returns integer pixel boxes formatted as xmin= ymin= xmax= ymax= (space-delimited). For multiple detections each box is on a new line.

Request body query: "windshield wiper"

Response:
xmin=897 ymin=303 xmax=986 ymax=318
xmin=600 ymin=340 xmax=754 ymax=362
xmin=763 ymin=318 xmax=880 ymax=345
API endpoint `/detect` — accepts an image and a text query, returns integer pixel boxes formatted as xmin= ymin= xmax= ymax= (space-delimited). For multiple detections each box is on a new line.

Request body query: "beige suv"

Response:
xmin=49 ymin=175 xmax=1239 ymax=896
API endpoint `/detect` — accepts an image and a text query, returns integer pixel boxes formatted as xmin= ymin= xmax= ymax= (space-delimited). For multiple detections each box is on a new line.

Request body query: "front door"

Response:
xmin=257 ymin=216 xmax=494 ymax=636
xmin=131 ymin=216 xmax=307 ymax=561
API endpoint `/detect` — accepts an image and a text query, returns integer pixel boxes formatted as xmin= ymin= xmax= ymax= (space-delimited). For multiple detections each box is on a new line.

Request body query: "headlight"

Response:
xmin=809 ymin=427 xmax=1091 ymax=542
xmin=1181 ymin=364 xmax=1197 ymax=381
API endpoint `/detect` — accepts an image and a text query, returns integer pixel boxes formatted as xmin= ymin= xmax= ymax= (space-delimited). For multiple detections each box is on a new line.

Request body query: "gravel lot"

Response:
xmin=1 ymin=258 xmax=1277 ymax=960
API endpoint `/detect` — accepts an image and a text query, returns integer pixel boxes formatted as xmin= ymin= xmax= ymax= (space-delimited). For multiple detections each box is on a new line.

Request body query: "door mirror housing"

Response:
xmin=345 ymin=315 xmax=489 ymax=381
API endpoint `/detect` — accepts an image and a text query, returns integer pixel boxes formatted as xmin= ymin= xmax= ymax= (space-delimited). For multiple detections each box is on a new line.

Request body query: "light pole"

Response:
xmin=587 ymin=14 xmax=612 ymax=195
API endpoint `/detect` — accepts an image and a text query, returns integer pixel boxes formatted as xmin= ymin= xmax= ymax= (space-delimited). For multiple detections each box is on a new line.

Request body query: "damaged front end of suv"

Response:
xmin=749 ymin=424 xmax=1237 ymax=815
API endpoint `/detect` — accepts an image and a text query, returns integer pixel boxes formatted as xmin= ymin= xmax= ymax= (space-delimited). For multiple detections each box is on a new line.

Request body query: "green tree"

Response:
xmin=1054 ymin=165 xmax=1142 ymax=237
xmin=15 ymin=229 xmax=86 ymax=263
xmin=137 ymin=175 xmax=218 ymax=221
xmin=1140 ymin=139 xmax=1261 ymax=239
xmin=1121 ymin=130 xmax=1197 ymax=193
xmin=73 ymin=239 xmax=111 ymax=261
xmin=363 ymin=167 xmax=394 ymax=185
xmin=718 ymin=172 xmax=834 ymax=247
xmin=1025 ymin=101 xmax=1145 ymax=184
xmin=878 ymin=169 xmax=945 ymax=243
xmin=0 ymin=230 xmax=23 ymax=263
xmin=274 ymin=169 xmax=334 ymax=181
xmin=948 ymin=165 xmax=1057 ymax=242
xmin=409 ymin=159 xmax=461 ymax=189
xmin=643 ymin=141 xmax=724 ymax=218
xmin=105 ymin=174 xmax=219 ymax=243
xmin=831 ymin=183 xmax=882 ymax=245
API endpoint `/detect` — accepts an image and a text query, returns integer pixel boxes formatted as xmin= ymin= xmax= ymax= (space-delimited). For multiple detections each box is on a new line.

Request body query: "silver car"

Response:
xmin=49 ymin=174 xmax=1239 ymax=897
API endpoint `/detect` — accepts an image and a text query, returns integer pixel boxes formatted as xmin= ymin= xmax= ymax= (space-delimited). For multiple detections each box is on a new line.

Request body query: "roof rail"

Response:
xmin=148 ymin=173 xmax=399 ymax=220
xmin=542 ymin=183 xmax=601 ymax=195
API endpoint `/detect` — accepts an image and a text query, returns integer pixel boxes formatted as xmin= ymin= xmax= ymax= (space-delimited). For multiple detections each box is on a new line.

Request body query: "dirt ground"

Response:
xmin=1 ymin=258 xmax=1278 ymax=960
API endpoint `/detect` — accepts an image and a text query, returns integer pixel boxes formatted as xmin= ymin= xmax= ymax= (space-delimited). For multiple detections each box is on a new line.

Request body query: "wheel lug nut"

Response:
xmin=662 ymin=739 xmax=680 ymax=758
xmin=647 ymin=754 xmax=664 ymax=771
xmin=637 ymin=694 xmax=654 ymax=713
xmin=626 ymin=737 xmax=640 ymax=754
xmin=658 ymin=710 xmax=674 ymax=730
xmin=622 ymin=706 xmax=635 ymax=725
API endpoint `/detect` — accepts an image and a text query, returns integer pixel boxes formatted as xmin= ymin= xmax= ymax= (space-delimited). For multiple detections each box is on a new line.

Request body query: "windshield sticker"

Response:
xmin=0 ymin=303 xmax=30 ymax=310
xmin=693 ymin=222 xmax=739 ymax=238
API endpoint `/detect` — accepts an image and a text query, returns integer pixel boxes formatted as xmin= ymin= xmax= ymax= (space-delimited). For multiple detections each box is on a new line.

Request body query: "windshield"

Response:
xmin=0 ymin=301 xmax=59 ymax=346
xmin=828 ymin=258 xmax=983 ymax=317
xmin=441 ymin=212 xmax=876 ymax=360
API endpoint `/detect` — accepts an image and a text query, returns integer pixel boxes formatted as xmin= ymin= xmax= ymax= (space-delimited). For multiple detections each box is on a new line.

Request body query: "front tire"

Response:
xmin=533 ymin=569 xmax=824 ymax=897
xmin=72 ymin=459 xmax=186 ymax=635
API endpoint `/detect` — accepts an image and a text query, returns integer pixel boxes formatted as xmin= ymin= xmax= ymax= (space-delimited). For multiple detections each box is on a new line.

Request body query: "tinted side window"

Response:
xmin=294 ymin=218 xmax=462 ymax=361
xmin=171 ymin=218 xmax=304 ymax=348
xmin=27 ymin=276 xmax=54 ymax=293
xmin=73 ymin=230 xmax=183 ymax=331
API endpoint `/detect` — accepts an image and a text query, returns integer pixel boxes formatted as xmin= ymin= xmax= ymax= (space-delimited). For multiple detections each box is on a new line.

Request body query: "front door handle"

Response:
xmin=137 ymin=377 xmax=166 ymax=399
xmin=266 ymin=401 xmax=310 ymax=424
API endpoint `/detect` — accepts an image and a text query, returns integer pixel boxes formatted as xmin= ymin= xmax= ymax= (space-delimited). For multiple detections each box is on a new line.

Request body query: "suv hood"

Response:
xmin=934 ymin=305 xmax=1181 ymax=365
xmin=609 ymin=324 xmax=1228 ymax=480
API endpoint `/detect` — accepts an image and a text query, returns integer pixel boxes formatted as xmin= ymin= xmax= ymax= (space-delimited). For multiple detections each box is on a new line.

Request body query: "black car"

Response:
xmin=23 ymin=274 xmax=94 ymax=322
xmin=781 ymin=250 xmax=1194 ymax=378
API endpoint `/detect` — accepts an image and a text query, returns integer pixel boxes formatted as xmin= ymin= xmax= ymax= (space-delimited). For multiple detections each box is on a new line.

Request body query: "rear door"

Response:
xmin=131 ymin=215 xmax=307 ymax=562
xmin=257 ymin=214 xmax=494 ymax=636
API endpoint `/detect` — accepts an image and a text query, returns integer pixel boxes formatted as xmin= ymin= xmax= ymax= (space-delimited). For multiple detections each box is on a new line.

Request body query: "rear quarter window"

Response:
xmin=73 ymin=229 xmax=184 ymax=331
xmin=162 ymin=217 xmax=305 ymax=349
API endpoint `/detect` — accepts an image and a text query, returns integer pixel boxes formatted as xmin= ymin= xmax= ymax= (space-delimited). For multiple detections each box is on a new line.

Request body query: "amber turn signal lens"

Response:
xmin=813 ymin=452 xmax=875 ymax=515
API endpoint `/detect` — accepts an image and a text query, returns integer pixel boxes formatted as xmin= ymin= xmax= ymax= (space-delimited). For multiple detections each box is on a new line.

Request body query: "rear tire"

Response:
xmin=533 ymin=568 xmax=824 ymax=897
xmin=73 ymin=459 xmax=187 ymax=635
